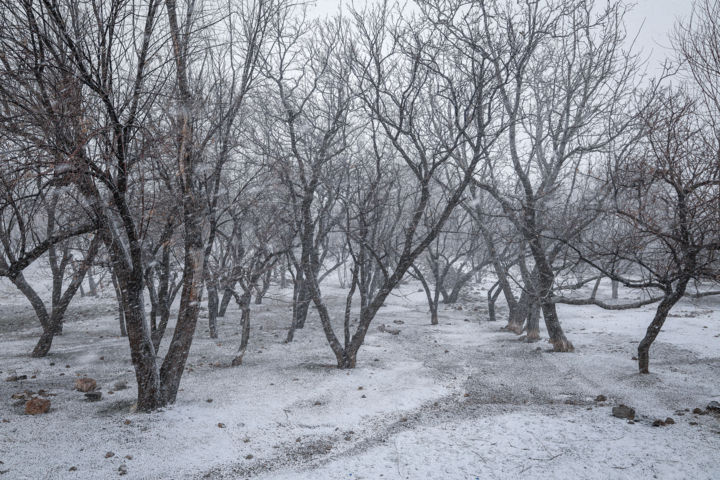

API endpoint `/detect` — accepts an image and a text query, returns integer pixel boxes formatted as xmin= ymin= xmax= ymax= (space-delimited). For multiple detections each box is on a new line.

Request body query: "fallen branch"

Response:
xmin=550 ymin=296 xmax=664 ymax=310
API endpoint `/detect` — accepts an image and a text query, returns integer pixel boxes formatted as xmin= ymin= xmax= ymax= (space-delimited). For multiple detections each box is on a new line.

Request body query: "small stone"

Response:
xmin=31 ymin=375 xmax=36 ymax=379
xmin=69 ymin=466 xmax=77 ymax=471
xmin=65 ymin=365 xmax=70 ymax=368
xmin=357 ymin=387 xmax=363 ymax=390
xmin=113 ymin=381 xmax=127 ymax=391
xmin=665 ymin=417 xmax=675 ymax=425
xmin=374 ymin=359 xmax=379 ymax=362
xmin=564 ymin=399 xmax=574 ymax=405
xmin=693 ymin=408 xmax=705 ymax=415
xmin=245 ymin=455 xmax=253 ymax=460
xmin=689 ymin=421 xmax=698 ymax=425
xmin=206 ymin=398 xmax=213 ymax=403
xmin=595 ymin=395 xmax=607 ymax=402
xmin=361 ymin=395 xmax=366 ymax=398
xmin=706 ymin=401 xmax=720 ymax=411
xmin=118 ymin=465 xmax=127 ymax=475
xmin=444 ymin=350 xmax=449 ymax=353
xmin=345 ymin=436 xmax=351 ymax=441
xmin=49 ymin=363 xmax=55 ymax=366
xmin=632 ymin=356 xmax=638 ymax=360
xmin=628 ymin=421 xmax=635 ymax=424
xmin=314 ymin=401 xmax=321 ymax=405
xmin=652 ymin=419 xmax=666 ymax=427
xmin=217 ymin=423 xmax=226 ymax=428
xmin=75 ymin=378 xmax=97 ymax=392
xmin=25 ymin=398 xmax=51 ymax=415
xmin=85 ymin=392 xmax=102 ymax=401
xmin=295 ymin=438 xmax=300 ymax=442
xmin=124 ymin=420 xmax=131 ymax=425
xmin=612 ymin=405 xmax=635 ymax=420
xmin=99 ymin=356 xmax=104 ymax=360
xmin=106 ymin=452 xmax=115 ymax=458
xmin=125 ymin=455 xmax=132 ymax=460
xmin=464 ymin=393 xmax=470 ymax=397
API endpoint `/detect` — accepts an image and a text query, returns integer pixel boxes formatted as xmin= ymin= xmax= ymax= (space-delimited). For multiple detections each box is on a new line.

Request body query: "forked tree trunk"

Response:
xmin=487 ymin=281 xmax=502 ymax=322
xmin=255 ymin=268 xmax=272 ymax=304
xmin=527 ymin=237 xmax=573 ymax=352
xmin=32 ymin=237 xmax=101 ymax=357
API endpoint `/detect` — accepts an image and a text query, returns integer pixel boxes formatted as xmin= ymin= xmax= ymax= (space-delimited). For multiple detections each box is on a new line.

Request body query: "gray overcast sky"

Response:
xmin=308 ymin=0 xmax=695 ymax=73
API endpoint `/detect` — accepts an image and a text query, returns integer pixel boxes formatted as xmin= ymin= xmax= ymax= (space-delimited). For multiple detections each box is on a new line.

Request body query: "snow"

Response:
xmin=0 ymin=272 xmax=719 ymax=479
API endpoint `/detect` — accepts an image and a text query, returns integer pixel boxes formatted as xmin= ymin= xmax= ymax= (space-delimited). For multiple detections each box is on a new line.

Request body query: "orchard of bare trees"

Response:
xmin=0 ymin=0 xmax=718 ymax=414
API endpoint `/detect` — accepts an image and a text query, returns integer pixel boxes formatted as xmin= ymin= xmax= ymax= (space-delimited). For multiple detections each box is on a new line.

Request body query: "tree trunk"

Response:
xmin=158 ymin=240 xmax=204 ymax=405
xmin=525 ymin=298 xmax=541 ymax=342
xmin=611 ymin=280 xmax=619 ymax=299
xmin=121 ymin=274 xmax=161 ymax=412
xmin=232 ymin=291 xmax=252 ymax=366
xmin=111 ymin=270 xmax=127 ymax=337
xmin=487 ymin=281 xmax=502 ymax=322
xmin=207 ymin=279 xmax=219 ymax=339
xmin=87 ymin=266 xmax=97 ymax=296
xmin=638 ymin=280 xmax=689 ymax=374
xmin=218 ymin=286 xmax=233 ymax=317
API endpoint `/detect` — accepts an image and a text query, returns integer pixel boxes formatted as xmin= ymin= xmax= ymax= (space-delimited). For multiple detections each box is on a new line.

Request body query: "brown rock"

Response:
xmin=118 ymin=465 xmax=128 ymax=475
xmin=25 ymin=398 xmax=51 ymax=415
xmin=245 ymin=455 xmax=253 ymax=460
xmin=665 ymin=417 xmax=675 ymax=425
xmin=113 ymin=381 xmax=127 ymax=391
xmin=595 ymin=395 xmax=607 ymax=402
xmin=75 ymin=378 xmax=97 ymax=392
xmin=69 ymin=466 xmax=77 ymax=471
xmin=652 ymin=419 xmax=666 ymax=427
xmin=612 ymin=405 xmax=635 ymax=420
xmin=217 ymin=423 xmax=226 ymax=428
xmin=693 ymin=408 xmax=705 ymax=415
xmin=105 ymin=452 xmax=115 ymax=458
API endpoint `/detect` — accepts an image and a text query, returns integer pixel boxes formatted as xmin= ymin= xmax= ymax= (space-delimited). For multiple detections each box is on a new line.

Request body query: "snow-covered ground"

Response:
xmin=1 ymin=271 xmax=719 ymax=479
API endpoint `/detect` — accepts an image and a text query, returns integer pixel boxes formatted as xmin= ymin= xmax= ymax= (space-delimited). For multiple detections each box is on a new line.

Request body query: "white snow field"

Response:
xmin=1 ymin=271 xmax=719 ymax=480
